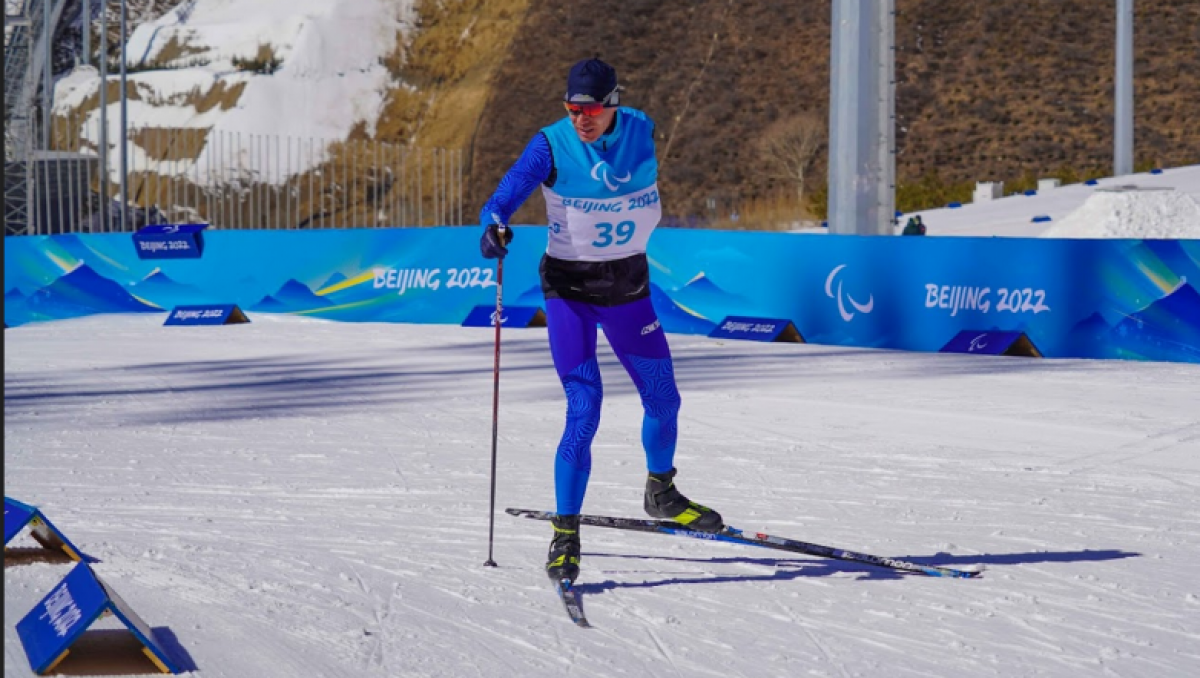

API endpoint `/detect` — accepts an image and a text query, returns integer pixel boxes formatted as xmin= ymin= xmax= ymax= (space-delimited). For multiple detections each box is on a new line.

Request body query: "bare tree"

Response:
xmin=756 ymin=111 xmax=825 ymax=205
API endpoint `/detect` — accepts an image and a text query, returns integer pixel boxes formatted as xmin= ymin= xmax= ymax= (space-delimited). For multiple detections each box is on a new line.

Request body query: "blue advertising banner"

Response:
xmin=163 ymin=304 xmax=250 ymax=326
xmin=16 ymin=562 xmax=182 ymax=674
xmin=645 ymin=231 xmax=1200 ymax=363
xmin=5 ymin=497 xmax=36 ymax=543
xmin=3 ymin=497 xmax=86 ymax=561
xmin=17 ymin=563 xmax=110 ymax=674
xmin=940 ymin=330 xmax=1043 ymax=357
xmin=132 ymin=224 xmax=206 ymax=259
xmin=461 ymin=304 xmax=547 ymax=328
xmin=4 ymin=227 xmax=1199 ymax=363
xmin=96 ymin=572 xmax=184 ymax=673
xmin=708 ymin=316 xmax=803 ymax=343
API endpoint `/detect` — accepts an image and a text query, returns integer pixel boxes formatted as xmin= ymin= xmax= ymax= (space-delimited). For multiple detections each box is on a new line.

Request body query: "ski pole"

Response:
xmin=484 ymin=219 xmax=506 ymax=567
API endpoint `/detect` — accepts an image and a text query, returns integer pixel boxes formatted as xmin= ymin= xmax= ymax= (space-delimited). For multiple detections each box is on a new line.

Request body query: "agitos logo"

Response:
xmin=968 ymin=333 xmax=989 ymax=352
xmin=590 ymin=161 xmax=631 ymax=192
xmin=825 ymin=265 xmax=875 ymax=322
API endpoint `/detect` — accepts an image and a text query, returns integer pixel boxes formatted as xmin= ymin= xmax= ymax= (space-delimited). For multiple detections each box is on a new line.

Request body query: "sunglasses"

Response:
xmin=564 ymin=102 xmax=607 ymax=118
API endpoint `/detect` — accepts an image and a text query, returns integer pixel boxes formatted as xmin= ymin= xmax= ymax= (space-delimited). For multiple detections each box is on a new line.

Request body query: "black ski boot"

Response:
xmin=546 ymin=514 xmax=581 ymax=582
xmin=644 ymin=468 xmax=724 ymax=533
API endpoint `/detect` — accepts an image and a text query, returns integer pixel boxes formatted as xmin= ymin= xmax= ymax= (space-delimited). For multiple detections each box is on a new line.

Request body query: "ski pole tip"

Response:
xmin=483 ymin=559 xmax=498 ymax=567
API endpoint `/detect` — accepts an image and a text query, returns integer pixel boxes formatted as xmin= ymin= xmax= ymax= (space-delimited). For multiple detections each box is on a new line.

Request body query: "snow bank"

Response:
xmin=1040 ymin=187 xmax=1200 ymax=239
xmin=54 ymin=0 xmax=416 ymax=170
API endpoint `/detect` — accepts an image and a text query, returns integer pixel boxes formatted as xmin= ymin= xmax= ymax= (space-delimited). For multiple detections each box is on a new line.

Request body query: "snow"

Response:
xmin=1040 ymin=187 xmax=1200 ymax=239
xmin=6 ymin=314 xmax=1200 ymax=677
xmin=905 ymin=165 xmax=1200 ymax=239
xmin=54 ymin=0 xmax=416 ymax=177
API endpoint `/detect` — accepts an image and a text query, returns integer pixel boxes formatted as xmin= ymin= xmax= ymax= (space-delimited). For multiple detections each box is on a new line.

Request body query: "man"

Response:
xmin=902 ymin=215 xmax=927 ymax=236
xmin=479 ymin=58 xmax=724 ymax=584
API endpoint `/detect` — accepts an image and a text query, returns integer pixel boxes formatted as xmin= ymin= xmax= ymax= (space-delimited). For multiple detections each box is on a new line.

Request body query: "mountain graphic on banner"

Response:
xmin=3 ymin=289 xmax=29 ymax=326
xmin=21 ymin=264 xmax=162 ymax=317
xmin=1113 ymin=283 xmax=1200 ymax=339
xmin=650 ymin=283 xmax=716 ymax=335
xmin=515 ymin=283 xmax=544 ymax=306
xmin=680 ymin=273 xmax=724 ymax=295
xmin=50 ymin=234 xmax=134 ymax=283
xmin=250 ymin=279 xmax=331 ymax=312
xmin=317 ymin=271 xmax=348 ymax=292
xmin=670 ymin=272 xmax=755 ymax=317
xmin=128 ymin=268 xmax=212 ymax=305
xmin=1105 ymin=283 xmax=1200 ymax=360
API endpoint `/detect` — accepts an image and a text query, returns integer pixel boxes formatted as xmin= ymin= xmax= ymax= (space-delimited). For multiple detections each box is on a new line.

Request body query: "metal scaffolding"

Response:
xmin=5 ymin=0 xmax=74 ymax=235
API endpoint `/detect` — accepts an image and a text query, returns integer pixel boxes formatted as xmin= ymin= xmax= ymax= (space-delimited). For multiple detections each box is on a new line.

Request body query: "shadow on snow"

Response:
xmin=573 ymin=547 xmax=1140 ymax=590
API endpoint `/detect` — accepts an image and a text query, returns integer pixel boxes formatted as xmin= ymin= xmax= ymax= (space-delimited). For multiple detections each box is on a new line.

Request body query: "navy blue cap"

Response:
xmin=564 ymin=59 xmax=620 ymax=107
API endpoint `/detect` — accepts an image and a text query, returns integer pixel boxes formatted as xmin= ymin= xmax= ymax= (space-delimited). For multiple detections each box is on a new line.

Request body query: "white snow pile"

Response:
xmin=55 ymin=0 xmax=415 ymax=148
xmin=1039 ymin=186 xmax=1200 ymax=239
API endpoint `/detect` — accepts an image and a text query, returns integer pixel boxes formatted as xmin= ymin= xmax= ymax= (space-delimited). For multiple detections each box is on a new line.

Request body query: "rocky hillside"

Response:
xmin=457 ymin=0 xmax=1199 ymax=225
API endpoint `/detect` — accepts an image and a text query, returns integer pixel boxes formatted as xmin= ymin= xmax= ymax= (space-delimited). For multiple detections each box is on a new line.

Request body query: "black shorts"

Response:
xmin=539 ymin=253 xmax=651 ymax=307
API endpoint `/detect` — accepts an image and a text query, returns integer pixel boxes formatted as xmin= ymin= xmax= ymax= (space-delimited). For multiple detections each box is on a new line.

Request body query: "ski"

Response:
xmin=552 ymin=577 xmax=591 ymax=628
xmin=508 ymin=508 xmax=982 ymax=579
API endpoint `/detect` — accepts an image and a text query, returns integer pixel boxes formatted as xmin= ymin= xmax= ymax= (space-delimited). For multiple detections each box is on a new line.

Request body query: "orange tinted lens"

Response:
xmin=565 ymin=103 xmax=605 ymax=117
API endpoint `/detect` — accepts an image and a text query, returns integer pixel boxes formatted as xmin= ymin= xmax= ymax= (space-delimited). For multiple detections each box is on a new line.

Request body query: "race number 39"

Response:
xmin=592 ymin=221 xmax=636 ymax=248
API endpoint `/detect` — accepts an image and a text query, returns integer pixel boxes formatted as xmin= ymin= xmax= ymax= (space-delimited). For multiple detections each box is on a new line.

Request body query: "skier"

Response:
xmin=478 ymin=58 xmax=724 ymax=584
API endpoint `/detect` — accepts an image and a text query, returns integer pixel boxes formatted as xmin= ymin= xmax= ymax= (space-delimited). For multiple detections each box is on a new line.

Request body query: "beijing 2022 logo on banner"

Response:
xmin=373 ymin=267 xmax=497 ymax=296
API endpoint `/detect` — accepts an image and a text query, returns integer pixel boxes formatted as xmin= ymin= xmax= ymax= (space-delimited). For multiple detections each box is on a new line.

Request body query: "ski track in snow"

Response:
xmin=5 ymin=314 xmax=1200 ymax=677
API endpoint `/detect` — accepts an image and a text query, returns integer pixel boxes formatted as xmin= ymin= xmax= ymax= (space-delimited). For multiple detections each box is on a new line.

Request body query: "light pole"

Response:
xmin=99 ymin=0 xmax=109 ymax=230
xmin=119 ymin=0 xmax=128 ymax=231
xmin=82 ymin=0 xmax=90 ymax=66
xmin=828 ymin=0 xmax=895 ymax=235
xmin=1114 ymin=0 xmax=1134 ymax=177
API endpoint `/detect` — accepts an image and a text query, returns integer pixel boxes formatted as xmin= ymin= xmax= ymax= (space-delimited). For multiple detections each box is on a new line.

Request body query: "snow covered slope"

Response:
xmin=54 ymin=0 xmax=415 ymax=169
xmin=907 ymin=164 xmax=1200 ymax=239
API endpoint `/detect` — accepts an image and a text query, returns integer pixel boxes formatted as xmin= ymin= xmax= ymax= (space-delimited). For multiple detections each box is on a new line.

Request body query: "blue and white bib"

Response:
xmin=540 ymin=108 xmax=661 ymax=262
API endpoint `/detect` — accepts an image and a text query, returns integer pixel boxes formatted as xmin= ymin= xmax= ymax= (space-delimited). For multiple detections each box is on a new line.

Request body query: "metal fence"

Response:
xmin=6 ymin=112 xmax=465 ymax=235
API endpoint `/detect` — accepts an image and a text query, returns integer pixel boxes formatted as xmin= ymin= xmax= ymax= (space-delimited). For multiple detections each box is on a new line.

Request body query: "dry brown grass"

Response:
xmin=128 ymin=128 xmax=211 ymax=162
xmin=190 ymin=81 xmax=247 ymax=114
xmin=74 ymin=80 xmax=147 ymax=113
xmin=368 ymin=0 xmax=531 ymax=224
xmin=232 ymin=43 xmax=282 ymax=74
xmin=472 ymin=0 xmax=1199 ymax=220
xmin=140 ymin=34 xmax=208 ymax=69
xmin=706 ymin=191 xmax=821 ymax=231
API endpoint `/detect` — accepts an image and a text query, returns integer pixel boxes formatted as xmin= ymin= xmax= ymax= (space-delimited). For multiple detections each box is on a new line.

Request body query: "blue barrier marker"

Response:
xmin=947 ymin=202 xmax=963 ymax=208
xmin=461 ymin=304 xmax=547 ymax=328
xmin=163 ymin=304 xmax=250 ymax=326
xmin=940 ymin=330 xmax=1042 ymax=357
xmin=132 ymin=224 xmax=207 ymax=259
xmin=4 ymin=497 xmax=86 ymax=561
xmin=1031 ymin=215 xmax=1052 ymax=223
xmin=16 ymin=562 xmax=183 ymax=674
xmin=5 ymin=497 xmax=35 ymax=544
xmin=709 ymin=316 xmax=804 ymax=343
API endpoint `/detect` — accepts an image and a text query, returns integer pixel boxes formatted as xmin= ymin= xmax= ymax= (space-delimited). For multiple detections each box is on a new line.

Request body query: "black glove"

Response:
xmin=480 ymin=223 xmax=514 ymax=259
